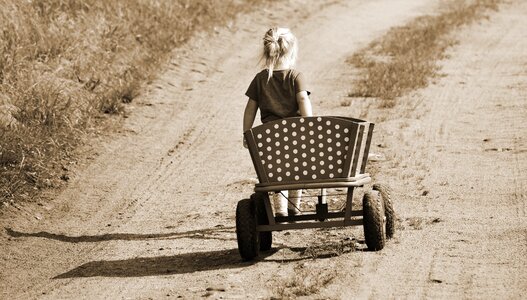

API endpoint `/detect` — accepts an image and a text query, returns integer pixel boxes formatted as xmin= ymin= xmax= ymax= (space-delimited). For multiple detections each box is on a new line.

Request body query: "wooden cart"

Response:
xmin=236 ymin=116 xmax=394 ymax=260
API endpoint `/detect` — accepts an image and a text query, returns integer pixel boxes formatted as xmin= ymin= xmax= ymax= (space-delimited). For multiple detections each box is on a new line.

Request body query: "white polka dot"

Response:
xmin=302 ymin=161 xmax=307 ymax=167
xmin=336 ymin=133 xmax=341 ymax=138
xmin=285 ymin=162 xmax=290 ymax=168
xmin=258 ymin=142 xmax=263 ymax=147
xmin=275 ymin=142 xmax=281 ymax=147
xmin=345 ymin=146 xmax=349 ymax=151
xmin=317 ymin=125 xmax=323 ymax=131
xmin=309 ymin=130 xmax=314 ymax=136
xmin=294 ymin=166 xmax=299 ymax=171
xmin=285 ymin=154 xmax=290 ymax=159
xmin=295 ymin=175 xmax=300 ymax=180
xmin=286 ymin=171 xmax=291 ymax=176
xmin=326 ymin=121 xmax=331 ymax=126
xmin=301 ymin=135 xmax=306 ymax=140
xmin=274 ymin=124 xmax=279 ymax=129
xmin=292 ymin=123 xmax=297 ymax=128
xmin=267 ymin=146 xmax=272 ymax=152
xmin=277 ymin=167 xmax=282 ymax=172
xmin=299 ymin=118 xmax=305 ymax=123
xmin=303 ymin=170 xmax=308 ymax=175
xmin=308 ymin=121 xmax=314 ymax=127
xmin=284 ymin=145 xmax=290 ymax=150
xmin=319 ymin=152 xmax=325 ymax=157
xmin=310 ymin=148 xmax=315 ymax=153
xmin=300 ymin=126 xmax=306 ymax=132
xmin=312 ymin=174 xmax=317 ymax=179
xmin=266 ymin=129 xmax=271 ymax=134
xmin=261 ymin=159 xmax=266 ymax=164
xmin=328 ymin=156 xmax=333 ymax=161
xmin=292 ymin=132 xmax=297 ymax=137
xmin=269 ymin=173 xmax=273 ymax=177
xmin=326 ymin=129 xmax=332 ymax=135
xmin=320 ymin=169 xmax=326 ymax=174
xmin=275 ymin=133 xmax=280 ymax=138
xmin=268 ymin=164 xmax=273 ymax=169
xmin=329 ymin=164 xmax=334 ymax=169
xmin=344 ymin=128 xmax=349 ymax=133
xmin=327 ymin=138 xmax=333 ymax=143
xmin=344 ymin=137 xmax=349 ymax=142
xmin=302 ymin=153 xmax=307 ymax=158
xmin=335 ymin=124 xmax=340 ymax=129
xmin=329 ymin=173 xmax=334 ymax=178
xmin=319 ymin=143 xmax=324 ymax=148
xmin=301 ymin=144 xmax=307 ymax=149
xmin=282 ymin=120 xmax=287 ymax=125
xmin=319 ymin=161 xmax=325 ymax=166
xmin=311 ymin=157 xmax=316 ymax=162
xmin=337 ymin=151 xmax=342 ymax=156
xmin=318 ymin=134 xmax=323 ymax=139
xmin=267 ymin=155 xmax=272 ymax=160
xmin=328 ymin=147 xmax=333 ymax=152
xmin=294 ymin=157 xmax=299 ymax=163
xmin=293 ymin=140 xmax=298 ymax=145
xmin=276 ymin=159 xmax=281 ymax=164
xmin=337 ymin=159 xmax=342 ymax=164
xmin=277 ymin=176 xmax=282 ymax=181
xmin=257 ymin=134 xmax=262 ymax=139
xmin=336 ymin=142 xmax=341 ymax=147
xmin=276 ymin=150 xmax=281 ymax=155
xmin=309 ymin=139 xmax=315 ymax=145
xmin=259 ymin=151 xmax=264 ymax=156
xmin=338 ymin=168 xmax=343 ymax=173
xmin=317 ymin=117 xmax=322 ymax=122
xmin=283 ymin=128 xmax=288 ymax=133
xmin=311 ymin=165 xmax=316 ymax=171
xmin=266 ymin=137 xmax=271 ymax=143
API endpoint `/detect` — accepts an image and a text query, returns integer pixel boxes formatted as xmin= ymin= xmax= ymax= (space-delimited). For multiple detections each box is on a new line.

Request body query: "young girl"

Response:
xmin=242 ymin=27 xmax=313 ymax=217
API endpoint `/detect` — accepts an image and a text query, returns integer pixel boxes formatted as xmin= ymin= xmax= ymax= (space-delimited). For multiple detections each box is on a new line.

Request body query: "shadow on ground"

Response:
xmin=54 ymin=248 xmax=258 ymax=278
xmin=4 ymin=226 xmax=235 ymax=243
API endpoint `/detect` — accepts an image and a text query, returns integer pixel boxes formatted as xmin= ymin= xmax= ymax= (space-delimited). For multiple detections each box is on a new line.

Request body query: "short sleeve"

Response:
xmin=294 ymin=72 xmax=311 ymax=95
xmin=245 ymin=76 xmax=259 ymax=101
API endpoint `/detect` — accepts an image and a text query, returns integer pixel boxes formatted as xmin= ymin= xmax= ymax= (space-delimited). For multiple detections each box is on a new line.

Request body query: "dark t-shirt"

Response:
xmin=245 ymin=69 xmax=310 ymax=123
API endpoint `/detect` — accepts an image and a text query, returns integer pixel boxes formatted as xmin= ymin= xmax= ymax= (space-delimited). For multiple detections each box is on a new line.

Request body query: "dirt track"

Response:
xmin=1 ymin=0 xmax=526 ymax=299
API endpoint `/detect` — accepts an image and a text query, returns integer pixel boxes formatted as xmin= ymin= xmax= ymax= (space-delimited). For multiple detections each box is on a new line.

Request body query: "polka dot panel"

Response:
xmin=250 ymin=117 xmax=360 ymax=183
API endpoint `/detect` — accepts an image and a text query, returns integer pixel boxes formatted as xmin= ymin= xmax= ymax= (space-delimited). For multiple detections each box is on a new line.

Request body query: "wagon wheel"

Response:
xmin=373 ymin=183 xmax=395 ymax=239
xmin=251 ymin=192 xmax=272 ymax=251
xmin=363 ymin=190 xmax=386 ymax=251
xmin=236 ymin=198 xmax=260 ymax=260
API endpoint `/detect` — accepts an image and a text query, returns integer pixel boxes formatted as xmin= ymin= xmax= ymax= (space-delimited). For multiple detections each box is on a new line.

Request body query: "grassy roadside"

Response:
xmin=0 ymin=0 xmax=267 ymax=208
xmin=347 ymin=0 xmax=501 ymax=107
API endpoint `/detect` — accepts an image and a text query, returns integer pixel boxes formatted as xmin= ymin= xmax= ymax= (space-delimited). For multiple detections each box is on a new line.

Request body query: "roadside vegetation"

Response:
xmin=0 ymin=0 xmax=267 ymax=208
xmin=348 ymin=0 xmax=501 ymax=107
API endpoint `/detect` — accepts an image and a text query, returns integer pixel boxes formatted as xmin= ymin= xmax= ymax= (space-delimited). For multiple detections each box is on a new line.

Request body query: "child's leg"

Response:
xmin=272 ymin=191 xmax=288 ymax=217
xmin=288 ymin=189 xmax=302 ymax=216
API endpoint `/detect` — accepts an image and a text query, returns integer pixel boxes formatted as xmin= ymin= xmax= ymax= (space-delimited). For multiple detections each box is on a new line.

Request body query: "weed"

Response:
xmin=347 ymin=0 xmax=501 ymax=106
xmin=0 ymin=0 xmax=267 ymax=206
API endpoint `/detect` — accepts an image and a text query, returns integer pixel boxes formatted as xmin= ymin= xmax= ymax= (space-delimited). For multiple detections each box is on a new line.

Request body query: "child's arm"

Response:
xmin=243 ymin=98 xmax=258 ymax=148
xmin=296 ymin=91 xmax=313 ymax=117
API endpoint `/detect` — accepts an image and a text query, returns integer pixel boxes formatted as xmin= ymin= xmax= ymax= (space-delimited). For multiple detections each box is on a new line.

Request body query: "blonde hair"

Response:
xmin=262 ymin=27 xmax=298 ymax=80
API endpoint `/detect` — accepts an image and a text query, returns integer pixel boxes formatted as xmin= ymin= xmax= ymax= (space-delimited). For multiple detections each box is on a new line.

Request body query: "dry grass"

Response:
xmin=347 ymin=0 xmax=501 ymax=106
xmin=0 ymin=0 xmax=267 ymax=207
xmin=271 ymin=264 xmax=338 ymax=299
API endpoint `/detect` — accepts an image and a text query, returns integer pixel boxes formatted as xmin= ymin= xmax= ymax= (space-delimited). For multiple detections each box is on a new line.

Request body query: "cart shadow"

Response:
xmin=5 ymin=226 xmax=236 ymax=243
xmin=54 ymin=248 xmax=264 ymax=278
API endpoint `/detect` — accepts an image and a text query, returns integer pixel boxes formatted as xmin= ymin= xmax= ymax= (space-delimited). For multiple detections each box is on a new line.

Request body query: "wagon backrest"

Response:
xmin=244 ymin=116 xmax=374 ymax=185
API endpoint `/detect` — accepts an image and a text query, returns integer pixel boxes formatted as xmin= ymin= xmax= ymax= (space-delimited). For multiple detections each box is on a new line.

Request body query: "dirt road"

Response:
xmin=1 ymin=0 xmax=526 ymax=299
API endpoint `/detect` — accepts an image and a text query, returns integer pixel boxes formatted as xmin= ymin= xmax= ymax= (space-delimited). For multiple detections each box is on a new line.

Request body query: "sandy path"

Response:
xmin=1 ymin=0 xmax=526 ymax=299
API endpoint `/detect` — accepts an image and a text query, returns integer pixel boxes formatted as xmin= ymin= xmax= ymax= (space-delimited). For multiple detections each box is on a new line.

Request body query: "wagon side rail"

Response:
xmin=244 ymin=116 xmax=374 ymax=191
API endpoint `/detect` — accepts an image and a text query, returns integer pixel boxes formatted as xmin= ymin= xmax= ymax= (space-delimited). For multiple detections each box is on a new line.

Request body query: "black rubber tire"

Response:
xmin=251 ymin=192 xmax=272 ymax=251
xmin=236 ymin=198 xmax=259 ymax=260
xmin=373 ymin=183 xmax=395 ymax=239
xmin=363 ymin=190 xmax=386 ymax=251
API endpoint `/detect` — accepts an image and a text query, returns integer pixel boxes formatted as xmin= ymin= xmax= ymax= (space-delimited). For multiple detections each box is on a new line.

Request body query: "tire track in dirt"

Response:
xmin=337 ymin=1 xmax=527 ymax=298
xmin=2 ymin=0 xmax=454 ymax=299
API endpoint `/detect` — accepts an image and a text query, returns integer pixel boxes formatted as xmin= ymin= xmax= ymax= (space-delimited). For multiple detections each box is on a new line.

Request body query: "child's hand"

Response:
xmin=243 ymin=136 xmax=248 ymax=149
